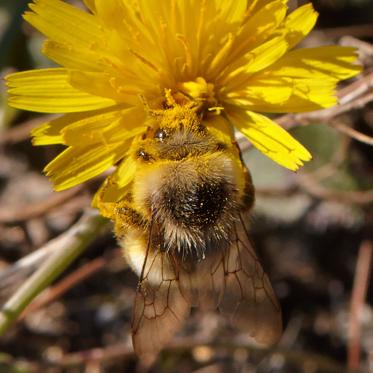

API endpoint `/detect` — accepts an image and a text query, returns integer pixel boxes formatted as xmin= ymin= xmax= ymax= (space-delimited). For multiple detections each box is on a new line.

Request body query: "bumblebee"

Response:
xmin=110 ymin=103 xmax=282 ymax=359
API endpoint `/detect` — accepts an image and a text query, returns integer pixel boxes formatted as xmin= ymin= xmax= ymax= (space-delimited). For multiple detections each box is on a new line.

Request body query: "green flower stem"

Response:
xmin=0 ymin=209 xmax=109 ymax=336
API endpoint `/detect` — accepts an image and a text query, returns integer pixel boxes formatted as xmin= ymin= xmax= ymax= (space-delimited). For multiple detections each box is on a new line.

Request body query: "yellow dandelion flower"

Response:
xmin=6 ymin=0 xmax=360 ymax=215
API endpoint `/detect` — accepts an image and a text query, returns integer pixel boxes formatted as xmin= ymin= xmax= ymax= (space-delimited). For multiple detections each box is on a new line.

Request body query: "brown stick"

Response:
xmin=53 ymin=336 xmax=347 ymax=371
xmin=298 ymin=175 xmax=373 ymax=205
xmin=322 ymin=24 xmax=373 ymax=39
xmin=348 ymin=240 xmax=373 ymax=371
xmin=0 ymin=186 xmax=85 ymax=224
xmin=330 ymin=120 xmax=373 ymax=146
xmin=0 ymin=115 xmax=56 ymax=145
xmin=19 ymin=257 xmax=107 ymax=320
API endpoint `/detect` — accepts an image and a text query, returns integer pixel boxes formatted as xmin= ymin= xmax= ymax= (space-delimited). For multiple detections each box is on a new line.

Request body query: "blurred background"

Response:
xmin=0 ymin=0 xmax=372 ymax=372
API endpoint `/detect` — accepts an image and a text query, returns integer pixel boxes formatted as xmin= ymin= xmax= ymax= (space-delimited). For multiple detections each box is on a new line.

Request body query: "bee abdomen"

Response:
xmin=163 ymin=181 xmax=230 ymax=228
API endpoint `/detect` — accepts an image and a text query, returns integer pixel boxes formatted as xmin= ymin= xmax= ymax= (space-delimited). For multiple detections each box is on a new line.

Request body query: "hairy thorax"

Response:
xmin=133 ymin=152 xmax=241 ymax=254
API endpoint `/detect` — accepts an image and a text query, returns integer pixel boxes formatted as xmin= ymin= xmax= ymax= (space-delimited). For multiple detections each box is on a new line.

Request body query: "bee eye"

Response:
xmin=137 ymin=149 xmax=151 ymax=161
xmin=154 ymin=128 xmax=167 ymax=141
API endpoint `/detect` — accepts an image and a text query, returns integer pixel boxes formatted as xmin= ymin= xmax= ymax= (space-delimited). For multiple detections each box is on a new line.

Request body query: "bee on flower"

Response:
xmin=6 ymin=0 xmax=360 ymax=360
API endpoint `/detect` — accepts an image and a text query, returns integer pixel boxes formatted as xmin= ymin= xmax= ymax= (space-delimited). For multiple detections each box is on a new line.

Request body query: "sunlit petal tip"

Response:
xmin=229 ymin=110 xmax=313 ymax=170
xmin=282 ymin=2 xmax=318 ymax=48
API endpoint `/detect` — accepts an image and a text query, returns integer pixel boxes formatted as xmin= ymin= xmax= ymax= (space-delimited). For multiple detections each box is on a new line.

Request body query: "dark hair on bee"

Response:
xmin=216 ymin=142 xmax=226 ymax=151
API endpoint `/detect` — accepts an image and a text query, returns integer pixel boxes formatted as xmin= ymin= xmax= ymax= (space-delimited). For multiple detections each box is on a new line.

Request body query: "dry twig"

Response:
xmin=0 ymin=210 xmax=109 ymax=336
xmin=329 ymin=120 xmax=373 ymax=146
xmin=0 ymin=115 xmax=56 ymax=145
xmin=19 ymin=256 xmax=108 ymax=319
xmin=298 ymin=175 xmax=373 ymax=205
xmin=322 ymin=24 xmax=373 ymax=39
xmin=51 ymin=335 xmax=347 ymax=372
xmin=0 ymin=186 xmax=86 ymax=224
xmin=348 ymin=240 xmax=373 ymax=371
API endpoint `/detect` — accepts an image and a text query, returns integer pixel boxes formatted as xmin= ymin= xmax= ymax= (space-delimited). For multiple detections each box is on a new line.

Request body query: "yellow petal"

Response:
xmin=228 ymin=0 xmax=287 ymax=64
xmin=32 ymin=113 xmax=86 ymax=145
xmin=92 ymin=152 xmax=139 ymax=218
xmin=61 ymin=106 xmax=146 ymax=145
xmin=113 ymin=155 xmax=138 ymax=188
xmin=31 ymin=107 xmax=127 ymax=145
xmin=215 ymin=0 xmax=247 ymax=23
xmin=282 ymin=3 xmax=318 ymax=48
xmin=43 ymin=40 xmax=103 ymax=71
xmin=25 ymin=0 xmax=103 ymax=49
xmin=68 ymin=70 xmax=138 ymax=105
xmin=94 ymin=0 xmax=127 ymax=29
xmin=228 ymin=109 xmax=311 ymax=170
xmin=225 ymin=46 xmax=361 ymax=112
xmin=206 ymin=33 xmax=235 ymax=77
xmin=226 ymin=77 xmax=338 ymax=113
xmin=220 ymin=3 xmax=318 ymax=87
xmin=264 ymin=46 xmax=361 ymax=81
xmin=247 ymin=0 xmax=287 ymax=16
xmin=44 ymin=141 xmax=128 ymax=191
xmin=222 ymin=36 xmax=288 ymax=88
xmin=100 ymin=106 xmax=147 ymax=143
xmin=204 ymin=114 xmax=235 ymax=144
xmin=242 ymin=36 xmax=288 ymax=74
xmin=6 ymin=69 xmax=117 ymax=113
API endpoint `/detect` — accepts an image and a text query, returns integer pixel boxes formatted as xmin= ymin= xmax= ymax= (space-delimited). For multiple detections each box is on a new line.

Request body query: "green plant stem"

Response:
xmin=0 ymin=209 xmax=109 ymax=336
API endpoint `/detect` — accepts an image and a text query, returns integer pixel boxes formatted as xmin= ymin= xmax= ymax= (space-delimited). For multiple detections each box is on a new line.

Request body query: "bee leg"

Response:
xmin=113 ymin=202 xmax=148 ymax=239
xmin=241 ymin=168 xmax=255 ymax=211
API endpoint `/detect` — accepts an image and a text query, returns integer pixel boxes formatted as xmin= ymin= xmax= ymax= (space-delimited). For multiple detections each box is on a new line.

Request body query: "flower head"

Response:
xmin=6 ymin=0 xmax=360 ymax=216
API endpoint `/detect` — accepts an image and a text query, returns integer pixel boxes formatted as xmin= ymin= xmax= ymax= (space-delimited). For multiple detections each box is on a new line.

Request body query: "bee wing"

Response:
xmin=218 ymin=212 xmax=282 ymax=346
xmin=177 ymin=250 xmax=225 ymax=310
xmin=131 ymin=245 xmax=190 ymax=359
xmin=131 ymin=211 xmax=281 ymax=357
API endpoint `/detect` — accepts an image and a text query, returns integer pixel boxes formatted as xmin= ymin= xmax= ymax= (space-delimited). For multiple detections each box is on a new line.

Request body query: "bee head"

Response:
xmin=134 ymin=107 xmax=228 ymax=162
